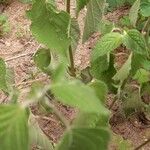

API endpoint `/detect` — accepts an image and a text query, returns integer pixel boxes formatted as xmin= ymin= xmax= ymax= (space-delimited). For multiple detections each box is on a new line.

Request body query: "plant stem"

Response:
xmin=66 ymin=0 xmax=70 ymax=13
xmin=134 ymin=138 xmax=150 ymax=150
xmin=69 ymin=46 xmax=76 ymax=77
xmin=66 ymin=0 xmax=76 ymax=77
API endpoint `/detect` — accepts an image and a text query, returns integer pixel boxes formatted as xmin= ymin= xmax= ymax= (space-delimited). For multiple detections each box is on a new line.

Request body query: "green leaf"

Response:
xmin=129 ymin=0 xmax=140 ymax=27
xmin=98 ymin=19 xmax=114 ymax=35
xmin=72 ymin=109 xmax=109 ymax=128
xmin=29 ymin=115 xmax=54 ymax=150
xmin=34 ymin=48 xmax=51 ymax=73
xmin=131 ymin=53 xmax=146 ymax=75
xmin=92 ymin=32 xmax=123 ymax=62
xmin=89 ymin=80 xmax=108 ymax=103
xmin=82 ymin=0 xmax=106 ymax=43
xmin=123 ymin=29 xmax=148 ymax=55
xmin=51 ymin=80 xmax=109 ymax=114
xmin=27 ymin=0 xmax=70 ymax=55
xmin=70 ymin=18 xmax=80 ymax=51
xmin=56 ymin=128 xmax=110 ymax=150
xmin=73 ymin=112 xmax=101 ymax=127
xmin=140 ymin=0 xmax=150 ymax=17
xmin=91 ymin=55 xmax=109 ymax=78
xmin=0 ymin=105 xmax=29 ymax=150
xmin=113 ymin=53 xmax=132 ymax=83
xmin=0 ymin=58 xmax=8 ymax=92
xmin=133 ymin=68 xmax=150 ymax=84
xmin=76 ymin=0 xmax=90 ymax=14
xmin=91 ymin=54 xmax=117 ymax=93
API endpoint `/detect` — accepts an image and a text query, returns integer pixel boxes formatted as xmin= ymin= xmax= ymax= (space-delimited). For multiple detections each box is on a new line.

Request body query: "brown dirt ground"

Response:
xmin=0 ymin=0 xmax=150 ymax=149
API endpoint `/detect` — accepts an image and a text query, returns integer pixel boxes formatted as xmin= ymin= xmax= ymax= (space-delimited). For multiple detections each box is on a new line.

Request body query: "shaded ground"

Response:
xmin=0 ymin=1 xmax=150 ymax=149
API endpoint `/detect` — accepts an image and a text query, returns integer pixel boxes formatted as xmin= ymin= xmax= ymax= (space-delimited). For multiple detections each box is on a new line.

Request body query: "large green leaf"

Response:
xmin=0 ymin=58 xmax=8 ymax=92
xmin=82 ymin=0 xmax=106 ymax=43
xmin=76 ymin=0 xmax=90 ymax=14
xmin=51 ymin=80 xmax=108 ymax=114
xmin=92 ymin=32 xmax=123 ymax=62
xmin=0 ymin=105 xmax=29 ymax=150
xmin=123 ymin=29 xmax=148 ymax=55
xmin=140 ymin=0 xmax=150 ymax=17
xmin=29 ymin=115 xmax=54 ymax=150
xmin=113 ymin=53 xmax=132 ymax=83
xmin=56 ymin=128 xmax=110 ymax=150
xmin=129 ymin=0 xmax=140 ymax=27
xmin=27 ymin=0 xmax=70 ymax=55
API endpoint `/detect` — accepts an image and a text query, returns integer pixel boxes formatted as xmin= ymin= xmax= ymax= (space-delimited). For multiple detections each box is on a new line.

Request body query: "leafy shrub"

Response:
xmin=0 ymin=0 xmax=150 ymax=149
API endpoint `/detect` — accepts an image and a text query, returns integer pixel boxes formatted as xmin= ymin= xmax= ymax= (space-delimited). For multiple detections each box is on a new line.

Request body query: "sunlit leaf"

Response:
xmin=27 ymin=0 xmax=70 ymax=56
xmin=92 ymin=32 xmax=123 ymax=62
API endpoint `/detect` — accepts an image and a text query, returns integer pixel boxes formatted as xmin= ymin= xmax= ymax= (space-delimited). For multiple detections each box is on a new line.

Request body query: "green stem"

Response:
xmin=66 ymin=0 xmax=76 ymax=77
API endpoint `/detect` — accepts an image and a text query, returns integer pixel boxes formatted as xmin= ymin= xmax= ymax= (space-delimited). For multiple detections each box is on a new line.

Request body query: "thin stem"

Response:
xmin=69 ymin=45 xmax=76 ymax=77
xmin=66 ymin=0 xmax=76 ymax=77
xmin=134 ymin=138 xmax=150 ymax=150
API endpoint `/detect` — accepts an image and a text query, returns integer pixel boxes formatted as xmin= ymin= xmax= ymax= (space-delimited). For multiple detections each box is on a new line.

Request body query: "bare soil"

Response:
xmin=0 ymin=1 xmax=150 ymax=149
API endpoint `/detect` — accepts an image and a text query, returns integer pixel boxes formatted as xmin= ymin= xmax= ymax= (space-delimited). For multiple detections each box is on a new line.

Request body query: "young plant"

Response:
xmin=91 ymin=0 xmax=150 ymax=122
xmin=0 ymin=0 xmax=111 ymax=150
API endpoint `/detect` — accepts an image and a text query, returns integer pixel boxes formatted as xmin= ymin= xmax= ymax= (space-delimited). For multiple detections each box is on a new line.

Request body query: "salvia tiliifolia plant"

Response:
xmin=0 ymin=0 xmax=111 ymax=149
